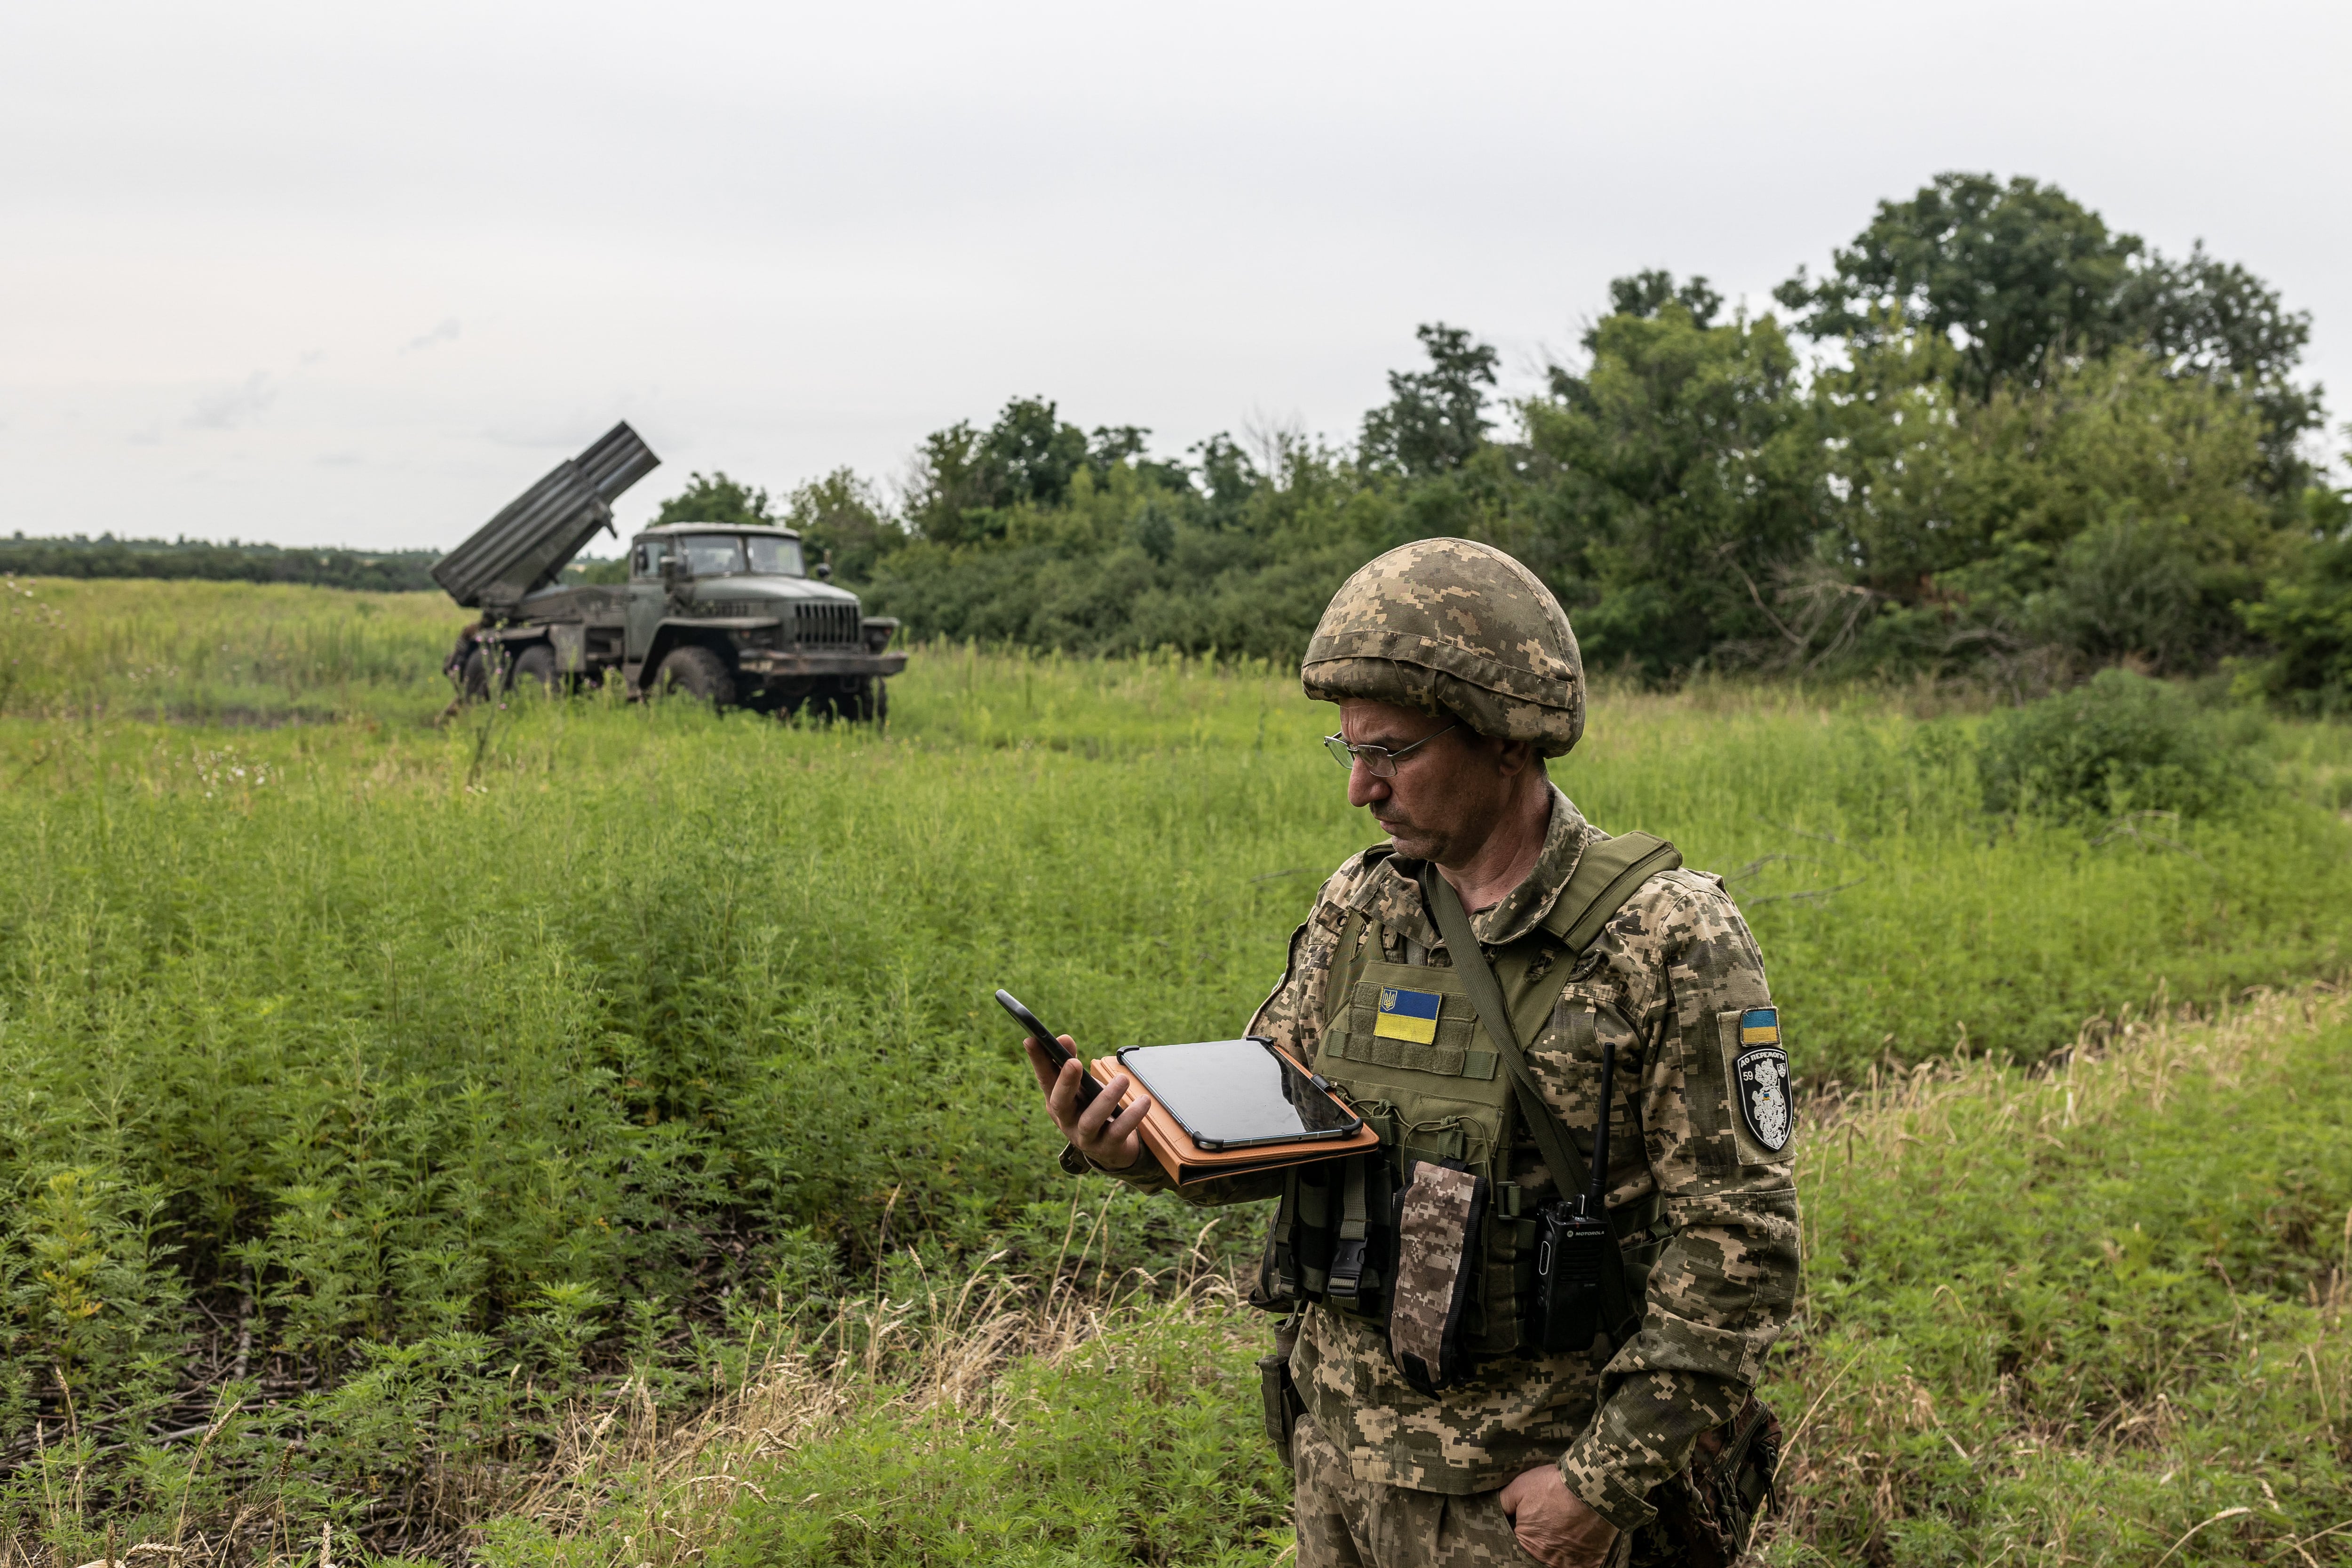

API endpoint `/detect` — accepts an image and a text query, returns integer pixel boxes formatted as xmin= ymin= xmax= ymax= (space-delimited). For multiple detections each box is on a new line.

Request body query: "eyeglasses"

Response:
xmin=1320 ymin=721 xmax=1459 ymax=779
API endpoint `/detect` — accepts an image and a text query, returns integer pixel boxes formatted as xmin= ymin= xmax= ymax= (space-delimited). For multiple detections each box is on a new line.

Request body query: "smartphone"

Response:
xmin=995 ymin=989 xmax=1104 ymax=1114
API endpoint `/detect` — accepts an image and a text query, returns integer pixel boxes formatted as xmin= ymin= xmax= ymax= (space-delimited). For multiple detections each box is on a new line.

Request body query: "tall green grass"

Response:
xmin=0 ymin=577 xmax=454 ymax=722
xmin=459 ymin=991 xmax=2352 ymax=1568
xmin=1 ymin=579 xmax=2349 ymax=1560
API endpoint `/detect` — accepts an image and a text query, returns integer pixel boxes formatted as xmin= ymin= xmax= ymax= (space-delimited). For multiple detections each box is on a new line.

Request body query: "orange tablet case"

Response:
xmin=1087 ymin=1046 xmax=1378 ymax=1186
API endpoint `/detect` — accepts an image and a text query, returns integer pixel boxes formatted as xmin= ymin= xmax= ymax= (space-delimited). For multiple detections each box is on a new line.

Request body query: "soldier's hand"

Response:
xmin=1499 ymin=1464 xmax=1619 ymax=1568
xmin=1024 ymin=1037 xmax=1152 ymax=1172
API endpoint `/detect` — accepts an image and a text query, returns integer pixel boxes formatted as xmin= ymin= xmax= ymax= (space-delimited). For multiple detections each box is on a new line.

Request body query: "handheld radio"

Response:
xmin=1530 ymin=1035 xmax=1617 ymax=1352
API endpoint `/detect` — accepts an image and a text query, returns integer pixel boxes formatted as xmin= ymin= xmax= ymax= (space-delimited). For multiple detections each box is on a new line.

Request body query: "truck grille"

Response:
xmin=791 ymin=602 xmax=861 ymax=645
xmin=699 ymin=599 xmax=861 ymax=645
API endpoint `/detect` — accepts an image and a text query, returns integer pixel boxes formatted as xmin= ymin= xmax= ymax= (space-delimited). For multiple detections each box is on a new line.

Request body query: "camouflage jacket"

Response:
xmin=1065 ymin=787 xmax=1801 ymax=1531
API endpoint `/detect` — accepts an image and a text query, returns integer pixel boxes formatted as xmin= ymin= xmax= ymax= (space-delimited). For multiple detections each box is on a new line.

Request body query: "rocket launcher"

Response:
xmin=430 ymin=422 xmax=660 ymax=612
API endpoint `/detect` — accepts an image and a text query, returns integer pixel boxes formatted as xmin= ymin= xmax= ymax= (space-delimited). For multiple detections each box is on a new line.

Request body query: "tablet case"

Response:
xmin=1088 ymin=1045 xmax=1379 ymax=1186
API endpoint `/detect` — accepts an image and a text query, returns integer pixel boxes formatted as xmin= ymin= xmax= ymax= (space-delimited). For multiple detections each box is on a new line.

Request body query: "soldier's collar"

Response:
xmin=1472 ymin=785 xmax=1589 ymax=947
xmin=1351 ymin=786 xmax=1591 ymax=952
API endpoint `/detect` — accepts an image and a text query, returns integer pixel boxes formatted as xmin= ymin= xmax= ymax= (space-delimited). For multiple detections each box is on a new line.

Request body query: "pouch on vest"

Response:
xmin=1256 ymin=1313 xmax=1307 ymax=1465
xmin=1253 ymin=1150 xmax=1396 ymax=1317
xmin=1388 ymin=1159 xmax=1486 ymax=1395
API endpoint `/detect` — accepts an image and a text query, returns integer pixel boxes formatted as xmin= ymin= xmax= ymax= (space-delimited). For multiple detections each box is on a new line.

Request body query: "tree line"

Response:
xmin=0 ymin=533 xmax=440 ymax=592
xmin=667 ymin=172 xmax=2344 ymax=708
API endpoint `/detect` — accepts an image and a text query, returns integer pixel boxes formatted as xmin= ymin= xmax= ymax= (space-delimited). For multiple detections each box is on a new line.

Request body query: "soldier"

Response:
xmin=1025 ymin=539 xmax=1800 ymax=1568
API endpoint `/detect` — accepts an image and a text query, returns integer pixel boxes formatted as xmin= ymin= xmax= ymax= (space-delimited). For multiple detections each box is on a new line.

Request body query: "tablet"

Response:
xmin=1114 ymin=1038 xmax=1363 ymax=1152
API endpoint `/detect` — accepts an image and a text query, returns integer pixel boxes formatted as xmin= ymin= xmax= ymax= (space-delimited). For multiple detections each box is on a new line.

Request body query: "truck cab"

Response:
xmin=606 ymin=522 xmax=904 ymax=716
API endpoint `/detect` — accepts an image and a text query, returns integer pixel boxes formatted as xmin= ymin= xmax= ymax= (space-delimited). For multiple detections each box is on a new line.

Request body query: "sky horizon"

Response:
xmin=5 ymin=0 xmax=2347 ymax=554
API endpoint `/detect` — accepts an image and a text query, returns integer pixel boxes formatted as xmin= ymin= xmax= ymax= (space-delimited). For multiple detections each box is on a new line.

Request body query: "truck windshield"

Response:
xmin=675 ymin=534 xmax=804 ymax=577
xmin=679 ymin=535 xmax=747 ymax=576
xmin=745 ymin=535 xmax=804 ymax=576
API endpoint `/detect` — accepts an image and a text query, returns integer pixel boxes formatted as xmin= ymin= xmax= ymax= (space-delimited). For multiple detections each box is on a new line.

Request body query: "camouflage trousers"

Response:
xmin=1293 ymin=1415 xmax=1632 ymax=1568
xmin=1292 ymin=1415 xmax=1740 ymax=1568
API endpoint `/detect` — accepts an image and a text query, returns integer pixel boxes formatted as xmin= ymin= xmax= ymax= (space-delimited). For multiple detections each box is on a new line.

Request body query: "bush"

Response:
xmin=1977 ymin=667 xmax=2268 ymax=821
xmin=2237 ymin=500 xmax=2352 ymax=713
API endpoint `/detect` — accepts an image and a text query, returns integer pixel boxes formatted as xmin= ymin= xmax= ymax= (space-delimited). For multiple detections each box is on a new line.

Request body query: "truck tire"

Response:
xmin=512 ymin=643 xmax=561 ymax=697
xmin=817 ymin=677 xmax=886 ymax=723
xmin=461 ymin=646 xmax=503 ymax=700
xmin=652 ymin=645 xmax=735 ymax=708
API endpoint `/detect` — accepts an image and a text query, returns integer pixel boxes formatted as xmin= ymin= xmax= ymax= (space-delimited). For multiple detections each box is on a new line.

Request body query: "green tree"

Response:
xmin=1085 ymin=425 xmax=1192 ymax=493
xmin=905 ymin=398 xmax=1092 ymax=542
xmin=2237 ymin=479 xmax=2352 ymax=711
xmin=2126 ymin=241 xmax=2323 ymax=494
xmin=652 ymin=470 xmax=780 ymax=528
xmin=980 ymin=398 xmax=1089 ymax=508
xmin=1778 ymin=172 xmax=2320 ymax=491
xmin=1808 ymin=343 xmax=2283 ymax=676
xmin=1596 ymin=269 xmax=1723 ymax=334
xmin=1777 ymin=173 xmax=2141 ymax=402
xmin=1360 ymin=324 xmax=1499 ymax=477
xmin=1187 ymin=433 xmax=1262 ymax=528
xmin=1525 ymin=302 xmax=1819 ymax=677
xmin=785 ymin=468 xmax=904 ymax=584
xmin=902 ymin=421 xmax=990 ymax=544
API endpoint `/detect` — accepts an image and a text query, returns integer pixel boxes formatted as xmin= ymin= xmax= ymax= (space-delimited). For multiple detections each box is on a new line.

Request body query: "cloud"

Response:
xmin=186 ymin=372 xmax=275 ymax=430
xmin=405 ymin=318 xmax=461 ymax=351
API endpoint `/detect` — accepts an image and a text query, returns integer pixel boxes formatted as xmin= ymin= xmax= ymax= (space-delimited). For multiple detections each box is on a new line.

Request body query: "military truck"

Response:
xmin=431 ymin=422 xmax=906 ymax=718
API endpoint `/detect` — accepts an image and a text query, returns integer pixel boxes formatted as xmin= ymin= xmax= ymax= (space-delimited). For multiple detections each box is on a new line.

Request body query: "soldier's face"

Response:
xmin=1339 ymin=698 xmax=1515 ymax=865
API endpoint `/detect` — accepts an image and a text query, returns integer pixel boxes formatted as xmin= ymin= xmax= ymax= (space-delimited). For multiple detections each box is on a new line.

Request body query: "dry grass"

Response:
xmin=480 ymin=1205 xmax=1263 ymax=1566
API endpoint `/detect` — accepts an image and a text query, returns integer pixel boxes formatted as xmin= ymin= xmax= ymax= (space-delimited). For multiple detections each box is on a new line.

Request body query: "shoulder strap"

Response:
xmin=1317 ymin=844 xmax=1400 ymax=1028
xmin=1421 ymin=863 xmax=1640 ymax=1345
xmin=1541 ymin=831 xmax=1682 ymax=953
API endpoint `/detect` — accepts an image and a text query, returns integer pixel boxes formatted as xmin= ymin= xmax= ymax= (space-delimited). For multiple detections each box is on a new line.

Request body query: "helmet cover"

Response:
xmin=1301 ymin=538 xmax=1584 ymax=756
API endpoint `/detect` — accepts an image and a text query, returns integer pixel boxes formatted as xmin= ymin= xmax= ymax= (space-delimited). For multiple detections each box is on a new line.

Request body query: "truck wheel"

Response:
xmin=512 ymin=644 xmax=561 ymax=697
xmin=652 ymin=645 xmax=735 ymax=708
xmin=818 ymin=677 xmax=886 ymax=723
xmin=461 ymin=647 xmax=501 ymax=700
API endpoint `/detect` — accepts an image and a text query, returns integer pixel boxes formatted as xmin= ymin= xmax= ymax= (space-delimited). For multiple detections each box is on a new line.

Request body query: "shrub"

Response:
xmin=2237 ymin=517 xmax=2352 ymax=715
xmin=1977 ymin=667 xmax=2267 ymax=820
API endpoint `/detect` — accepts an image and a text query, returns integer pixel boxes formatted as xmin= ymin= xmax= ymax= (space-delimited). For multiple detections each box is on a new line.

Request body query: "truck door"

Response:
xmin=625 ymin=539 xmax=671 ymax=661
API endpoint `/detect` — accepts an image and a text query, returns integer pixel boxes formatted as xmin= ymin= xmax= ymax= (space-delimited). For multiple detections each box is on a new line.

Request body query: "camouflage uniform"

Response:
xmin=1063 ymin=541 xmax=1799 ymax=1565
xmin=1293 ymin=1411 xmax=1565 ymax=1568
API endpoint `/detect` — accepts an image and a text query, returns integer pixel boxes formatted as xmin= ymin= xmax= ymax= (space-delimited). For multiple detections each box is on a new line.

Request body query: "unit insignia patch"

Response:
xmin=1733 ymin=1008 xmax=1791 ymax=1153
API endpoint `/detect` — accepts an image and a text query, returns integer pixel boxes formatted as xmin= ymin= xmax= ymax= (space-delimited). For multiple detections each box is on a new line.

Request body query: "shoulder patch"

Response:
xmin=1732 ymin=1009 xmax=1791 ymax=1153
xmin=1715 ymin=1007 xmax=1793 ymax=1162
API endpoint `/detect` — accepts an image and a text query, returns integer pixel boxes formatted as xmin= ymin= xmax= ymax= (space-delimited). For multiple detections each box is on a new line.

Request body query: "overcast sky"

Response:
xmin=4 ymin=0 xmax=2347 ymax=552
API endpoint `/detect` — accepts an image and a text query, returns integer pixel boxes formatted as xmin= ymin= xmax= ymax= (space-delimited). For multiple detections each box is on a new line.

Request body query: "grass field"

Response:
xmin=462 ymin=989 xmax=2352 ymax=1568
xmin=3 ymin=577 xmax=2350 ymax=1564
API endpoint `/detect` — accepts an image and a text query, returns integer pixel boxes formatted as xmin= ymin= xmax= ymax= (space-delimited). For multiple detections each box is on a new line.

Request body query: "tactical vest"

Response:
xmin=1257 ymin=832 xmax=1680 ymax=1361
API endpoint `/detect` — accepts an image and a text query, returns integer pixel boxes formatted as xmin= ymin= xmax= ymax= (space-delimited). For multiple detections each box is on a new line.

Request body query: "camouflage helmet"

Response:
xmin=1301 ymin=538 xmax=1584 ymax=756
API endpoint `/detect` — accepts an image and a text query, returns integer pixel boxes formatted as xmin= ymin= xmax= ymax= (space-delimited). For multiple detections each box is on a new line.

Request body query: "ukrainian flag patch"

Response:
xmin=1740 ymin=1007 xmax=1781 ymax=1047
xmin=1375 ymin=987 xmax=1443 ymax=1045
